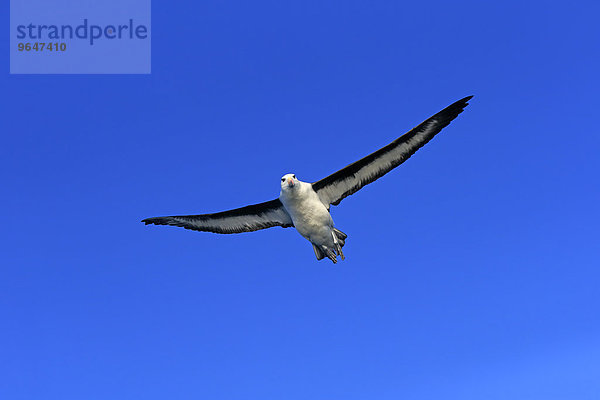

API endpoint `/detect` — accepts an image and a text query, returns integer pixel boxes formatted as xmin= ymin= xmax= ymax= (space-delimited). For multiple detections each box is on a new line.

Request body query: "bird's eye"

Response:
xmin=292 ymin=175 xmax=296 ymax=179
xmin=281 ymin=178 xmax=285 ymax=182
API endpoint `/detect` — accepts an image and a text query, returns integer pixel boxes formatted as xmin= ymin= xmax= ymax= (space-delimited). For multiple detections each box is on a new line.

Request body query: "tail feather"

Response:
xmin=312 ymin=229 xmax=348 ymax=263
xmin=333 ymin=228 xmax=347 ymax=240
xmin=333 ymin=228 xmax=347 ymax=247
xmin=329 ymin=230 xmax=344 ymax=261
xmin=325 ymin=248 xmax=338 ymax=264
xmin=312 ymin=244 xmax=325 ymax=260
xmin=312 ymin=244 xmax=338 ymax=263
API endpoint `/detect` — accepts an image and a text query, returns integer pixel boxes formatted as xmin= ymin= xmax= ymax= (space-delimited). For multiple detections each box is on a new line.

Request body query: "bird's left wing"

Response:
xmin=142 ymin=198 xmax=293 ymax=234
xmin=312 ymin=96 xmax=472 ymax=207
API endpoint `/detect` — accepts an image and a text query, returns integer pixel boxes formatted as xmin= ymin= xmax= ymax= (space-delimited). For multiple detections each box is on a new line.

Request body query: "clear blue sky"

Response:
xmin=2 ymin=1 xmax=599 ymax=399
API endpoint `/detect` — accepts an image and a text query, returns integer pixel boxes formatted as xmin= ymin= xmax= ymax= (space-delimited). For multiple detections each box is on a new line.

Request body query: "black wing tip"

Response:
xmin=450 ymin=95 xmax=474 ymax=109
xmin=432 ymin=95 xmax=474 ymax=125
xmin=142 ymin=217 xmax=168 ymax=225
xmin=142 ymin=216 xmax=196 ymax=230
xmin=452 ymin=95 xmax=474 ymax=110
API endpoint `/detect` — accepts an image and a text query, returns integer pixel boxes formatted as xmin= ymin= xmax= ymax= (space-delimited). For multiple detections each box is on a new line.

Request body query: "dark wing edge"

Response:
xmin=312 ymin=96 xmax=473 ymax=207
xmin=141 ymin=198 xmax=293 ymax=234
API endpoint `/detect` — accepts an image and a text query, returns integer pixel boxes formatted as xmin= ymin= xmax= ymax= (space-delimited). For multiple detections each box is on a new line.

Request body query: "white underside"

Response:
xmin=279 ymin=181 xmax=336 ymax=249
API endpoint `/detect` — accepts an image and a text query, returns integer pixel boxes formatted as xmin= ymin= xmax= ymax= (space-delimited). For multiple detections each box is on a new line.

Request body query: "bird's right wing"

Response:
xmin=312 ymin=96 xmax=472 ymax=207
xmin=142 ymin=198 xmax=293 ymax=234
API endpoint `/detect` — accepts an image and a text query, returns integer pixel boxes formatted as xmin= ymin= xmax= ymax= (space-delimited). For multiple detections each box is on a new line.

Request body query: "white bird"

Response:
xmin=142 ymin=96 xmax=472 ymax=263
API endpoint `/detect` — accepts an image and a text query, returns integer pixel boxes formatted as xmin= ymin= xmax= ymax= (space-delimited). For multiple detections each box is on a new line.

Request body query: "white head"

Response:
xmin=280 ymin=173 xmax=299 ymax=190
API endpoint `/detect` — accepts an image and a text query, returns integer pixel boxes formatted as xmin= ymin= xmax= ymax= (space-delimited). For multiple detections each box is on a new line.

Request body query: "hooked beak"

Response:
xmin=288 ymin=178 xmax=295 ymax=187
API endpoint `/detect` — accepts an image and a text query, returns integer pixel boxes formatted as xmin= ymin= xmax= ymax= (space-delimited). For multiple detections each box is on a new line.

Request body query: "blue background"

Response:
xmin=2 ymin=1 xmax=599 ymax=399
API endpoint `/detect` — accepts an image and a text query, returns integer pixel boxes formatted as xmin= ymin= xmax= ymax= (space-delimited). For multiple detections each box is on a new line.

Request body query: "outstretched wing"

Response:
xmin=142 ymin=198 xmax=293 ymax=234
xmin=312 ymin=96 xmax=472 ymax=207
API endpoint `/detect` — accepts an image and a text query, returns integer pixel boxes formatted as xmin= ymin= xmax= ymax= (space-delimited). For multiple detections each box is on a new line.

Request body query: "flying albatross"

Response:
xmin=142 ymin=96 xmax=473 ymax=263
